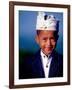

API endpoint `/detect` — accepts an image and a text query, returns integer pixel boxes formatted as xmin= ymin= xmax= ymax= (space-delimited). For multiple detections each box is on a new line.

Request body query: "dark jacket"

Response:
xmin=31 ymin=50 xmax=63 ymax=78
xmin=19 ymin=50 xmax=63 ymax=79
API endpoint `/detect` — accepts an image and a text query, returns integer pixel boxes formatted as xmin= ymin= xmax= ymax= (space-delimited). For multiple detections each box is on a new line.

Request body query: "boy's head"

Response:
xmin=35 ymin=12 xmax=59 ymax=56
xmin=35 ymin=30 xmax=58 ymax=55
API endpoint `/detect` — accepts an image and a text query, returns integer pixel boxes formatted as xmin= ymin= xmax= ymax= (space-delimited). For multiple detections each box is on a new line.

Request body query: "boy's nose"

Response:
xmin=46 ymin=39 xmax=51 ymax=46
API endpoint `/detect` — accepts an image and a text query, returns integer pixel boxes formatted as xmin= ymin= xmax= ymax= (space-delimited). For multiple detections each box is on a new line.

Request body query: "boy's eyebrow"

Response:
xmin=42 ymin=37 xmax=48 ymax=39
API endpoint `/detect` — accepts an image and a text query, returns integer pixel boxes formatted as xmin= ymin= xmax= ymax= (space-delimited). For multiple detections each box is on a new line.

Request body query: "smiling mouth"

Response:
xmin=44 ymin=47 xmax=53 ymax=51
xmin=45 ymin=46 xmax=52 ymax=48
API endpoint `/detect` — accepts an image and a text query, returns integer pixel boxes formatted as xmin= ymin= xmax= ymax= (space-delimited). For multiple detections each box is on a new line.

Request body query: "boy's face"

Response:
xmin=36 ymin=30 xmax=57 ymax=56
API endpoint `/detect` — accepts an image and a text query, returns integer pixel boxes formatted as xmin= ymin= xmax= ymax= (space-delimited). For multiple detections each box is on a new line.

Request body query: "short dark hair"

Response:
xmin=54 ymin=31 xmax=59 ymax=41
xmin=36 ymin=30 xmax=41 ymax=35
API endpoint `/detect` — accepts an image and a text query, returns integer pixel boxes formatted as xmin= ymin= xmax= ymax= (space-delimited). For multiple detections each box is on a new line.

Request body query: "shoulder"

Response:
xmin=52 ymin=50 xmax=63 ymax=65
xmin=31 ymin=50 xmax=41 ymax=60
xmin=52 ymin=50 xmax=63 ymax=60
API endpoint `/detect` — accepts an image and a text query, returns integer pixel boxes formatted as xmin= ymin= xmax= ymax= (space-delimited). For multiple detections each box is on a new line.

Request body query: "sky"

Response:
xmin=19 ymin=11 xmax=63 ymax=55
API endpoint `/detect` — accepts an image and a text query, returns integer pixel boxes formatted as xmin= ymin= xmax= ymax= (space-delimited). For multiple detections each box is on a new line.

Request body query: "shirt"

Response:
xmin=40 ymin=50 xmax=52 ymax=78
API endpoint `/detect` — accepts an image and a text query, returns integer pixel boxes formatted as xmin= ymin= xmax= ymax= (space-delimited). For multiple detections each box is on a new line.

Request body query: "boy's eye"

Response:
xmin=42 ymin=37 xmax=55 ymax=41
xmin=42 ymin=38 xmax=47 ymax=41
xmin=50 ymin=37 xmax=55 ymax=40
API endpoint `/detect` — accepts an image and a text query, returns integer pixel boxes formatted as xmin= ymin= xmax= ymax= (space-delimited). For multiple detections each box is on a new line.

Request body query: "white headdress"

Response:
xmin=36 ymin=12 xmax=59 ymax=31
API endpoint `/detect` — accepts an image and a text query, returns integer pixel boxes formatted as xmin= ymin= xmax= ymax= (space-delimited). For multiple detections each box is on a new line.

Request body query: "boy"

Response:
xmin=31 ymin=12 xmax=63 ymax=78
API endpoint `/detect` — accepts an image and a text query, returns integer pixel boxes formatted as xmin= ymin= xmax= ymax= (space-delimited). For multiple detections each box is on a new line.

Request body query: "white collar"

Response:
xmin=40 ymin=50 xmax=52 ymax=60
xmin=40 ymin=50 xmax=52 ymax=78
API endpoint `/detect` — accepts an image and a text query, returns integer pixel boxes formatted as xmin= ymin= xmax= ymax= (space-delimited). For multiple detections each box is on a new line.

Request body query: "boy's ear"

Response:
xmin=35 ymin=35 xmax=39 ymax=44
xmin=56 ymin=35 xmax=59 ymax=41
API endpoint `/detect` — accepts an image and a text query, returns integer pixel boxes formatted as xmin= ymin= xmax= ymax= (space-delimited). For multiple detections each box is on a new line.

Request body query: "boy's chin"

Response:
xmin=44 ymin=51 xmax=52 ymax=55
